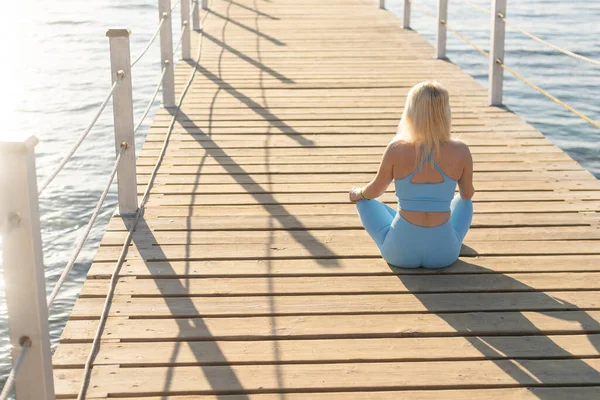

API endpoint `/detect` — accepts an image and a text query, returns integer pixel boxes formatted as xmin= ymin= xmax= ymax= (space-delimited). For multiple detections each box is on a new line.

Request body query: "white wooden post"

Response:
xmin=403 ymin=0 xmax=411 ymax=29
xmin=380 ymin=0 xmax=385 ymax=9
xmin=181 ymin=0 xmax=191 ymax=59
xmin=489 ymin=0 xmax=507 ymax=105
xmin=202 ymin=0 xmax=208 ymax=10
xmin=158 ymin=0 xmax=176 ymax=108
xmin=0 ymin=135 xmax=56 ymax=400
xmin=106 ymin=29 xmax=138 ymax=216
xmin=192 ymin=0 xmax=200 ymax=30
xmin=436 ymin=0 xmax=448 ymax=59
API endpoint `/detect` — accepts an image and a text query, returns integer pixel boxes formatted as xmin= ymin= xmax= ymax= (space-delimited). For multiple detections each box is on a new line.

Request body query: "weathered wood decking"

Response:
xmin=53 ymin=0 xmax=600 ymax=398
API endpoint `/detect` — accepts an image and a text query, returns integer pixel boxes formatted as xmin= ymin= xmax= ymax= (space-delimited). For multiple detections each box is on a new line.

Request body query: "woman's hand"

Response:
xmin=349 ymin=187 xmax=363 ymax=203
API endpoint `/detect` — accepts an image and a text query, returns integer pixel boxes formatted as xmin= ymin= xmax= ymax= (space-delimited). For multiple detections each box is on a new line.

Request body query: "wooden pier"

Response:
xmin=52 ymin=0 xmax=600 ymax=398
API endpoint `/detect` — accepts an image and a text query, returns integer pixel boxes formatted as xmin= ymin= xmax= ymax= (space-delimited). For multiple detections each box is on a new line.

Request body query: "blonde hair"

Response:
xmin=397 ymin=81 xmax=452 ymax=164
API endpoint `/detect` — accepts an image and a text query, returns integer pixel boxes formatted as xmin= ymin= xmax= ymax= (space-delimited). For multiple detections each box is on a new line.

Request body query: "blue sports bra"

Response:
xmin=395 ymin=154 xmax=457 ymax=212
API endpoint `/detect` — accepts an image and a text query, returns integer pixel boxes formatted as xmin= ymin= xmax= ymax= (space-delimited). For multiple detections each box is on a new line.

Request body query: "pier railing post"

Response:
xmin=380 ymin=0 xmax=385 ymax=9
xmin=192 ymin=0 xmax=200 ymax=30
xmin=158 ymin=0 xmax=176 ymax=108
xmin=0 ymin=136 xmax=56 ymax=400
xmin=436 ymin=0 xmax=448 ymax=59
xmin=489 ymin=0 xmax=507 ymax=105
xmin=403 ymin=0 xmax=411 ymax=29
xmin=202 ymin=0 xmax=208 ymax=10
xmin=181 ymin=0 xmax=191 ymax=59
xmin=107 ymin=29 xmax=139 ymax=216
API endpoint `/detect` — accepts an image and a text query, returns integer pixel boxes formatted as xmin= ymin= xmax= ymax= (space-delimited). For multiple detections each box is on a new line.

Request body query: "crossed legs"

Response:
xmin=356 ymin=194 xmax=473 ymax=260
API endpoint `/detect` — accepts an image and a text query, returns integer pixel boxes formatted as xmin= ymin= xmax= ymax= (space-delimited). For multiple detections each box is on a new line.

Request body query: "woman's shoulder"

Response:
xmin=388 ymin=137 xmax=414 ymax=153
xmin=447 ymin=139 xmax=472 ymax=157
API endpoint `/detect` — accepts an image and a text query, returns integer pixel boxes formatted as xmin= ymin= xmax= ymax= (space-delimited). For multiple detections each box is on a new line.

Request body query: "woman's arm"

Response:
xmin=349 ymin=142 xmax=396 ymax=202
xmin=457 ymin=143 xmax=475 ymax=200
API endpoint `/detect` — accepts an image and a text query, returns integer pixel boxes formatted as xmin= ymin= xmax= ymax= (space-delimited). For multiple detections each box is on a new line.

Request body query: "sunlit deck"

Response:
xmin=52 ymin=0 xmax=600 ymax=398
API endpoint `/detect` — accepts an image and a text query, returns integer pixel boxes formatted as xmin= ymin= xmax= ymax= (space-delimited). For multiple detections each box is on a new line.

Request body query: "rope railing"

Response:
xmin=499 ymin=13 xmax=600 ymax=66
xmin=409 ymin=0 xmax=436 ymax=20
xmin=460 ymin=0 xmax=491 ymax=15
xmin=46 ymin=145 xmax=125 ymax=309
xmin=173 ymin=21 xmax=188 ymax=57
xmin=0 ymin=338 xmax=31 ymax=400
xmin=75 ymin=2 xmax=213 ymax=398
xmin=1 ymin=0 xmax=198 ymax=397
xmin=460 ymin=0 xmax=600 ymax=66
xmin=131 ymin=15 xmax=166 ymax=68
xmin=410 ymin=1 xmax=488 ymax=58
xmin=497 ymin=60 xmax=600 ymax=129
xmin=133 ymin=66 xmax=169 ymax=135
xmin=191 ymin=0 xmax=198 ymax=19
xmin=37 ymin=77 xmax=122 ymax=196
xmin=37 ymin=1 xmax=170 ymax=196
xmin=443 ymin=20 xmax=489 ymax=58
xmin=408 ymin=0 xmax=599 ymax=130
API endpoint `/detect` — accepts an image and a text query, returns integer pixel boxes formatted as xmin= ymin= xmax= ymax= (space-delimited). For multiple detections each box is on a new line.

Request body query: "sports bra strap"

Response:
xmin=412 ymin=152 xmax=447 ymax=180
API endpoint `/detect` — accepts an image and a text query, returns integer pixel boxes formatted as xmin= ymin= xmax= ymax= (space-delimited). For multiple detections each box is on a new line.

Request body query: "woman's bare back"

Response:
xmin=391 ymin=140 xmax=474 ymax=227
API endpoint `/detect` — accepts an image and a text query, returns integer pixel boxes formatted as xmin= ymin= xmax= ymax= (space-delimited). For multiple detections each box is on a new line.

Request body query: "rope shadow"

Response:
xmin=223 ymin=0 xmax=280 ymax=20
xmin=207 ymin=9 xmax=286 ymax=46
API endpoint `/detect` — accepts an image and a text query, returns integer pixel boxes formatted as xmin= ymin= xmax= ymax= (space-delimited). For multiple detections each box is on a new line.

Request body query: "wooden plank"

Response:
xmin=53 ymin=359 xmax=600 ymax=398
xmin=93 ymin=239 xmax=600 ymax=262
xmin=69 ymin=291 xmax=600 ymax=319
xmin=152 ymin=107 xmax=512 ymax=116
xmin=86 ymin=255 xmax=600 ymax=279
xmin=138 ymin=154 xmax=578 ymax=167
xmin=139 ymin=136 xmax=554 ymax=147
xmin=138 ymin=163 xmax=586 ymax=177
xmin=59 ymin=310 xmax=600 ymax=342
xmin=101 ymin=227 xmax=600 ymax=245
xmin=137 ymin=170 xmax=596 ymax=184
xmin=107 ymin=213 xmax=600 ymax=232
xmin=80 ymin=273 xmax=600 ymax=298
xmin=53 ymin=334 xmax=600 ymax=367
xmin=52 ymin=387 xmax=600 ymax=400
xmin=140 ymin=180 xmax=600 ymax=194
xmin=145 ymin=125 xmax=537 ymax=134
xmin=142 ymin=191 xmax=600 ymax=206
xmin=137 ymin=203 xmax=600 ymax=217
xmin=138 ymin=153 xmax=574 ymax=167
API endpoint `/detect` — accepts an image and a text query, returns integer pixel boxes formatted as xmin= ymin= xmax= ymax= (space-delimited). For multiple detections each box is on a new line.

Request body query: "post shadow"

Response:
xmin=184 ymin=62 xmax=314 ymax=146
xmin=129 ymin=3 xmax=339 ymax=396
xmin=129 ymin=218 xmax=251 ymax=399
xmin=174 ymin=109 xmax=340 ymax=266
xmin=394 ymin=254 xmax=600 ymax=398
xmin=202 ymin=31 xmax=294 ymax=84
xmin=180 ymin=0 xmax=334 ymax=265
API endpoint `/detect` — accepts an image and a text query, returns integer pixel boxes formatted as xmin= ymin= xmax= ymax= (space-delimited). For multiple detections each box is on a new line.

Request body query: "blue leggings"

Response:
xmin=356 ymin=195 xmax=473 ymax=268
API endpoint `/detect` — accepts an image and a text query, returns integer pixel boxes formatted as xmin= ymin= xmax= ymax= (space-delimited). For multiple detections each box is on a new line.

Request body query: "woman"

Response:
xmin=349 ymin=81 xmax=474 ymax=269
